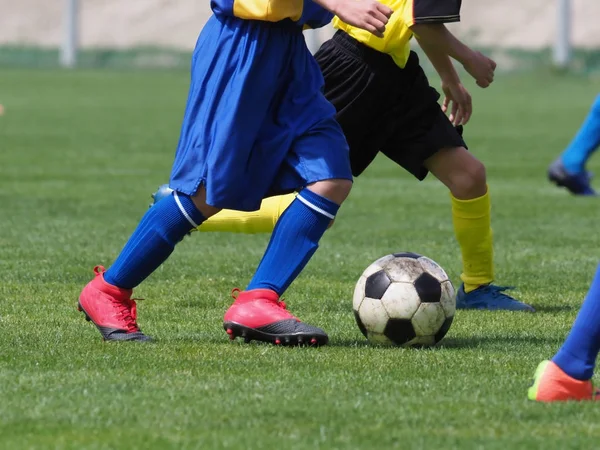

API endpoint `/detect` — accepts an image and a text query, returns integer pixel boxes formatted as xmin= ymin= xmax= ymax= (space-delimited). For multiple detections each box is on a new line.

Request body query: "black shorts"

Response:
xmin=315 ymin=30 xmax=467 ymax=179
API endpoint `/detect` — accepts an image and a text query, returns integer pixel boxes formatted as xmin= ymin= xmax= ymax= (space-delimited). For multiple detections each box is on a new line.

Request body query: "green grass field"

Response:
xmin=2 ymin=68 xmax=600 ymax=449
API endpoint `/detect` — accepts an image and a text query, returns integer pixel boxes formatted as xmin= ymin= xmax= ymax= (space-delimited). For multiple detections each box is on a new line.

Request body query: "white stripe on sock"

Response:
xmin=173 ymin=192 xmax=199 ymax=228
xmin=296 ymin=194 xmax=336 ymax=220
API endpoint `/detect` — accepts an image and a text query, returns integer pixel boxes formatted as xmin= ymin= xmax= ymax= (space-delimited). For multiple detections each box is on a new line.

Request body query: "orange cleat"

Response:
xmin=528 ymin=360 xmax=599 ymax=402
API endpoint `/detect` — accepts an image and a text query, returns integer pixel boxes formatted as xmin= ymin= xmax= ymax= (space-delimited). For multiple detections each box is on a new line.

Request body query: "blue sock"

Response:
xmin=561 ymin=95 xmax=600 ymax=174
xmin=104 ymin=192 xmax=205 ymax=289
xmin=247 ymin=189 xmax=340 ymax=295
xmin=553 ymin=264 xmax=600 ymax=380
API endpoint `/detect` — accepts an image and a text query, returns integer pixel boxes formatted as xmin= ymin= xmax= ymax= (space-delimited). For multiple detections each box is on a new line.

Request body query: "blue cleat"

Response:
xmin=548 ymin=159 xmax=596 ymax=196
xmin=456 ymin=284 xmax=535 ymax=312
xmin=150 ymin=184 xmax=174 ymax=207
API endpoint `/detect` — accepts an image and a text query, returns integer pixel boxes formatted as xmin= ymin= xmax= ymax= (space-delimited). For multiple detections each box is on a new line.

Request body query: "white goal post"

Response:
xmin=553 ymin=0 xmax=571 ymax=68
xmin=60 ymin=0 xmax=78 ymax=68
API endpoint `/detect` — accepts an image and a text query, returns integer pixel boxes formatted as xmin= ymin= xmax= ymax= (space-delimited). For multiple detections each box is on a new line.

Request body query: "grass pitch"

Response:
xmin=2 ymin=68 xmax=600 ymax=449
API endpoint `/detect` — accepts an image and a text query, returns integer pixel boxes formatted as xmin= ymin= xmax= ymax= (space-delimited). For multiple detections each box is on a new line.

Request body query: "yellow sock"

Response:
xmin=451 ymin=188 xmax=494 ymax=293
xmin=197 ymin=194 xmax=295 ymax=234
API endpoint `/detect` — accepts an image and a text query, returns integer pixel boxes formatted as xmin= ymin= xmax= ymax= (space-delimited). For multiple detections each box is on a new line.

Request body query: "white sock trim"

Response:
xmin=296 ymin=194 xmax=336 ymax=220
xmin=173 ymin=191 xmax=199 ymax=228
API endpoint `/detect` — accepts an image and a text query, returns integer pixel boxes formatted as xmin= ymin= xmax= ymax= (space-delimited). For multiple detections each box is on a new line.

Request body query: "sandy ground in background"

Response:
xmin=0 ymin=0 xmax=599 ymax=50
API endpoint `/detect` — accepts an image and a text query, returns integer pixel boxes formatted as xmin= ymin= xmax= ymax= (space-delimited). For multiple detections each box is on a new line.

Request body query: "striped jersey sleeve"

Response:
xmin=401 ymin=0 xmax=462 ymax=27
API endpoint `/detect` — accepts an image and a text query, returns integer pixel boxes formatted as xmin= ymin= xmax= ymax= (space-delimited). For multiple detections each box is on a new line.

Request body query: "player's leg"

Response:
xmin=423 ymin=145 xmax=533 ymax=312
xmin=423 ymin=146 xmax=491 ymax=289
xmin=561 ymin=95 xmax=600 ymax=174
xmin=151 ymin=184 xmax=294 ymax=234
xmin=245 ymin=178 xmax=351 ymax=293
xmin=224 ymin=179 xmax=352 ymax=345
xmin=78 ymin=15 xmax=278 ymax=341
xmin=223 ymin=81 xmax=354 ymax=346
xmin=528 ymin=264 xmax=600 ymax=402
xmin=224 ymin=178 xmax=351 ymax=344
xmin=373 ymin=49 xmax=532 ymax=311
xmin=548 ymin=94 xmax=600 ymax=196
xmin=197 ymin=194 xmax=294 ymax=233
xmin=78 ymin=186 xmax=215 ymax=342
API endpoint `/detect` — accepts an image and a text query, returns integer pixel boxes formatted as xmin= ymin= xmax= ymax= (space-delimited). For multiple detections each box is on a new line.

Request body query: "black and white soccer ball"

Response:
xmin=353 ymin=252 xmax=455 ymax=347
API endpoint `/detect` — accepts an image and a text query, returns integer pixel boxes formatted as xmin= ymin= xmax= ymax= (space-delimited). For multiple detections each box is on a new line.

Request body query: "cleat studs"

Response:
xmin=241 ymin=332 xmax=250 ymax=344
xmin=77 ymin=304 xmax=91 ymax=321
xmin=298 ymin=338 xmax=304 ymax=345
xmin=275 ymin=338 xmax=281 ymax=345
xmin=226 ymin=328 xmax=233 ymax=335
xmin=285 ymin=337 xmax=291 ymax=344
xmin=310 ymin=338 xmax=317 ymax=345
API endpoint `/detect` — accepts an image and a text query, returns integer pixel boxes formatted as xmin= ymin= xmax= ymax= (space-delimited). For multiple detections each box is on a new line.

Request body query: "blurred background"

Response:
xmin=1 ymin=0 xmax=599 ymax=73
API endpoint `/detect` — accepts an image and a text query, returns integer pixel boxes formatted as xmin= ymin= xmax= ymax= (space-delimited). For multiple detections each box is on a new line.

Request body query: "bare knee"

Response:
xmin=426 ymin=147 xmax=487 ymax=199
xmin=190 ymin=185 xmax=221 ymax=219
xmin=449 ymin=159 xmax=487 ymax=199
xmin=306 ymin=178 xmax=352 ymax=205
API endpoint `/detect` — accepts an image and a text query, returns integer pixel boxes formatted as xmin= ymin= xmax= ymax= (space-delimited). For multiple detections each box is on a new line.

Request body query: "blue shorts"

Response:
xmin=169 ymin=15 xmax=352 ymax=211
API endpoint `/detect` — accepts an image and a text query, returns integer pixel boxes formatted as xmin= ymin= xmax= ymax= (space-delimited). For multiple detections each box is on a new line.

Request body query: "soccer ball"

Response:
xmin=353 ymin=252 xmax=455 ymax=347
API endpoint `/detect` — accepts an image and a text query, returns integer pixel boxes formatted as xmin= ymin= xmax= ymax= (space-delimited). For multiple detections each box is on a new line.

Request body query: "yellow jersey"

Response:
xmin=212 ymin=0 xmax=333 ymax=29
xmin=333 ymin=0 xmax=461 ymax=68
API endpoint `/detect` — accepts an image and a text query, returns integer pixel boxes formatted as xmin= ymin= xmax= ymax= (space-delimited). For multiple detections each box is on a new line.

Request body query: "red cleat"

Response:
xmin=223 ymin=289 xmax=328 ymax=346
xmin=78 ymin=266 xmax=151 ymax=342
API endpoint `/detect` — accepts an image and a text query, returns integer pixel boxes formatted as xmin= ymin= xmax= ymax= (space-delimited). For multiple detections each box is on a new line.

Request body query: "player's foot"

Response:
xmin=528 ymin=360 xmax=599 ymax=402
xmin=223 ymin=289 xmax=328 ymax=346
xmin=150 ymin=184 xmax=174 ymax=207
xmin=456 ymin=283 xmax=535 ymax=312
xmin=78 ymin=266 xmax=151 ymax=341
xmin=548 ymin=159 xmax=596 ymax=196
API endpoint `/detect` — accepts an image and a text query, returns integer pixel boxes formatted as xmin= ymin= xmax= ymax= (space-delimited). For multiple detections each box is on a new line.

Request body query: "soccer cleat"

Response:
xmin=548 ymin=159 xmax=596 ymax=196
xmin=223 ymin=288 xmax=328 ymax=346
xmin=78 ymin=266 xmax=151 ymax=342
xmin=456 ymin=283 xmax=535 ymax=312
xmin=150 ymin=184 xmax=174 ymax=207
xmin=528 ymin=360 xmax=599 ymax=402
